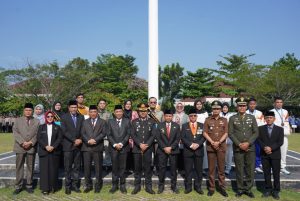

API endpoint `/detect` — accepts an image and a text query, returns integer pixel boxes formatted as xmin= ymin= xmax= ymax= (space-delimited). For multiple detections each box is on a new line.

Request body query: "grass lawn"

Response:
xmin=287 ymin=133 xmax=300 ymax=152
xmin=0 ymin=133 xmax=13 ymax=154
xmin=0 ymin=186 xmax=299 ymax=201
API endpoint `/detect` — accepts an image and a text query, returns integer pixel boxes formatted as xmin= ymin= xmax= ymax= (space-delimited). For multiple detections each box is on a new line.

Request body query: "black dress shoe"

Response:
xmin=94 ymin=186 xmax=102 ymax=193
xmin=195 ymin=188 xmax=204 ymax=195
xmin=65 ymin=188 xmax=71 ymax=195
xmin=219 ymin=189 xmax=228 ymax=197
xmin=131 ymin=186 xmax=141 ymax=195
xmin=244 ymin=191 xmax=255 ymax=198
xmin=120 ymin=185 xmax=127 ymax=194
xmin=171 ymin=187 xmax=179 ymax=194
xmin=272 ymin=191 xmax=280 ymax=200
xmin=72 ymin=186 xmax=81 ymax=193
xmin=42 ymin=191 xmax=49 ymax=195
xmin=262 ymin=191 xmax=271 ymax=197
xmin=145 ymin=188 xmax=155 ymax=194
xmin=207 ymin=191 xmax=214 ymax=196
xmin=13 ymin=189 xmax=22 ymax=195
xmin=109 ymin=185 xmax=118 ymax=194
xmin=26 ymin=188 xmax=34 ymax=194
xmin=157 ymin=186 xmax=164 ymax=194
xmin=83 ymin=187 xmax=92 ymax=193
xmin=184 ymin=189 xmax=192 ymax=194
xmin=235 ymin=191 xmax=243 ymax=197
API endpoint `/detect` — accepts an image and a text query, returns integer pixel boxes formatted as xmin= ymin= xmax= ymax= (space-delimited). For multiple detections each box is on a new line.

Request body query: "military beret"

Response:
xmin=164 ymin=109 xmax=173 ymax=115
xmin=137 ymin=103 xmax=148 ymax=112
xmin=188 ymin=108 xmax=197 ymax=115
xmin=68 ymin=100 xmax=77 ymax=106
xmin=211 ymin=100 xmax=222 ymax=108
xmin=265 ymin=111 xmax=275 ymax=117
xmin=24 ymin=103 xmax=34 ymax=109
xmin=235 ymin=97 xmax=248 ymax=105
xmin=89 ymin=105 xmax=98 ymax=110
xmin=114 ymin=105 xmax=123 ymax=111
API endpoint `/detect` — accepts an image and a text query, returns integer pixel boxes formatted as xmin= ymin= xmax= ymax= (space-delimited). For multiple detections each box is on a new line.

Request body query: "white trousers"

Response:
xmin=225 ymin=143 xmax=233 ymax=171
xmin=280 ymin=136 xmax=288 ymax=169
xmin=203 ymin=142 xmax=208 ymax=169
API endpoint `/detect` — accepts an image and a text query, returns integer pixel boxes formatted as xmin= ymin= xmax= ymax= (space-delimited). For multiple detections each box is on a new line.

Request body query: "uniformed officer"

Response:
xmin=229 ymin=97 xmax=258 ymax=198
xmin=131 ymin=103 xmax=156 ymax=195
xmin=203 ymin=100 xmax=228 ymax=197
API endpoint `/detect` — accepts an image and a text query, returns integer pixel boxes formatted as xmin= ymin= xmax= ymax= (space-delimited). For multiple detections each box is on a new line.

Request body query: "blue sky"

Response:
xmin=1 ymin=0 xmax=299 ymax=79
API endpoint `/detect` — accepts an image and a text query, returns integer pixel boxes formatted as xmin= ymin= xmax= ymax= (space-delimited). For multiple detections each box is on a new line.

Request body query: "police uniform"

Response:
xmin=203 ymin=101 xmax=228 ymax=197
xmin=131 ymin=103 xmax=156 ymax=194
xmin=229 ymin=97 xmax=258 ymax=197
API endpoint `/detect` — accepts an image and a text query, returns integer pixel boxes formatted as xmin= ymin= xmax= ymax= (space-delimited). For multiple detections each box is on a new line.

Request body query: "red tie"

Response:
xmin=166 ymin=123 xmax=171 ymax=139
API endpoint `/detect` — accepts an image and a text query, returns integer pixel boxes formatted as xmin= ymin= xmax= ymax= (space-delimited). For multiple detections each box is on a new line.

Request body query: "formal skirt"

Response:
xmin=39 ymin=153 xmax=60 ymax=192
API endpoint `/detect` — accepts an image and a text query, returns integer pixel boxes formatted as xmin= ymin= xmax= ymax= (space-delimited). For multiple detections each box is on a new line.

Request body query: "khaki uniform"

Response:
xmin=204 ymin=116 xmax=228 ymax=191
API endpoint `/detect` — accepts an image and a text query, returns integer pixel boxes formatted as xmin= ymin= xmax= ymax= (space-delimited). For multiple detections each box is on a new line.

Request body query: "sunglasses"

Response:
xmin=212 ymin=108 xmax=221 ymax=110
xmin=46 ymin=116 xmax=54 ymax=118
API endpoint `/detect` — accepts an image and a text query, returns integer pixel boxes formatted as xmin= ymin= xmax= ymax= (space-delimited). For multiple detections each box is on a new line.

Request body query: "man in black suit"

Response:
xmin=107 ymin=105 xmax=131 ymax=194
xmin=131 ymin=103 xmax=156 ymax=195
xmin=81 ymin=105 xmax=107 ymax=193
xmin=61 ymin=100 xmax=84 ymax=194
xmin=156 ymin=109 xmax=181 ymax=194
xmin=258 ymin=111 xmax=284 ymax=200
xmin=181 ymin=108 xmax=206 ymax=195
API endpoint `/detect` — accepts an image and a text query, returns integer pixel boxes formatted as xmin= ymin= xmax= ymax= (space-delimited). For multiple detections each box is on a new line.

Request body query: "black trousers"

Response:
xmin=158 ymin=152 xmax=178 ymax=188
xmin=64 ymin=149 xmax=81 ymax=189
xmin=111 ymin=150 xmax=127 ymax=186
xmin=39 ymin=154 xmax=60 ymax=192
xmin=133 ymin=151 xmax=153 ymax=188
xmin=83 ymin=151 xmax=103 ymax=188
xmin=184 ymin=154 xmax=203 ymax=190
xmin=261 ymin=157 xmax=281 ymax=192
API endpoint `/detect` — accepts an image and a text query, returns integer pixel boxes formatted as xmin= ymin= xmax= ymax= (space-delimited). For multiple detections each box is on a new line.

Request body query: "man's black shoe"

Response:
xmin=26 ymin=188 xmax=34 ymax=194
xmin=72 ymin=186 xmax=81 ymax=193
xmin=145 ymin=188 xmax=155 ymax=194
xmin=219 ymin=189 xmax=228 ymax=197
xmin=195 ymin=188 xmax=204 ymax=195
xmin=157 ymin=186 xmax=164 ymax=194
xmin=272 ymin=191 xmax=280 ymax=200
xmin=65 ymin=188 xmax=71 ymax=195
xmin=109 ymin=185 xmax=118 ymax=194
xmin=83 ymin=187 xmax=92 ymax=193
xmin=120 ymin=185 xmax=127 ymax=194
xmin=244 ymin=191 xmax=255 ymax=198
xmin=207 ymin=190 xmax=214 ymax=196
xmin=131 ymin=186 xmax=141 ymax=195
xmin=262 ymin=191 xmax=271 ymax=198
xmin=184 ymin=189 xmax=192 ymax=194
xmin=13 ymin=189 xmax=22 ymax=195
xmin=235 ymin=191 xmax=243 ymax=197
xmin=171 ymin=187 xmax=179 ymax=194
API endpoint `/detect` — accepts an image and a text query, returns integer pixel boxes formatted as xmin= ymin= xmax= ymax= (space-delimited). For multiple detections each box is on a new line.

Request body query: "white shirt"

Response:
xmin=246 ymin=109 xmax=265 ymax=126
xmin=196 ymin=112 xmax=208 ymax=124
xmin=47 ymin=124 xmax=53 ymax=146
xmin=270 ymin=108 xmax=290 ymax=135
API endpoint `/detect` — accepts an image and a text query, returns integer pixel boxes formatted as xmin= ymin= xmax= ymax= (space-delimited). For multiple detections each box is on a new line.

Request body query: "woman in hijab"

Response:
xmin=52 ymin=101 xmax=65 ymax=126
xmin=34 ymin=104 xmax=45 ymax=125
xmin=37 ymin=111 xmax=63 ymax=195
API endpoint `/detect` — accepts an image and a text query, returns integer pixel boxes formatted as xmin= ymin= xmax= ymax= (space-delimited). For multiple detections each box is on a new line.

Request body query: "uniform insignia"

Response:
xmin=161 ymin=128 xmax=165 ymax=133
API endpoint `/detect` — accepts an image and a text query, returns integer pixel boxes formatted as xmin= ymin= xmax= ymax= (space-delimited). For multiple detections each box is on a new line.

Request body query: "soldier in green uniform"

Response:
xmin=229 ymin=97 xmax=258 ymax=198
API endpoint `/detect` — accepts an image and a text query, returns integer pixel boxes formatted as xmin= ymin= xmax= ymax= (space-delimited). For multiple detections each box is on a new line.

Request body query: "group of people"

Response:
xmin=12 ymin=93 xmax=291 ymax=200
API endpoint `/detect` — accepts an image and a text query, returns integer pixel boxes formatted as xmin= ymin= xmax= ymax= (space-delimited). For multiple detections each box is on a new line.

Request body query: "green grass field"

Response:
xmin=0 ymin=186 xmax=299 ymax=201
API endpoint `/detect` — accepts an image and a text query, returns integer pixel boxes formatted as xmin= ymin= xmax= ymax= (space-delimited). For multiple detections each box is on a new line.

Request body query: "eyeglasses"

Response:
xmin=150 ymin=101 xmax=157 ymax=104
xmin=238 ymin=105 xmax=247 ymax=107
xmin=189 ymin=114 xmax=197 ymax=117
xmin=46 ymin=116 xmax=54 ymax=118
xmin=212 ymin=108 xmax=221 ymax=110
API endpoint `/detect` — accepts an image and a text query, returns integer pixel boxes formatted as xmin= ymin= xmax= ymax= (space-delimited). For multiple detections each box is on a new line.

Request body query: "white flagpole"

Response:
xmin=148 ymin=0 xmax=159 ymax=99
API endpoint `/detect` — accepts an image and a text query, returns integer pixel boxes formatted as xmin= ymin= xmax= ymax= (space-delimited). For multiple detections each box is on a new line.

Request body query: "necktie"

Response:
xmin=166 ymin=123 xmax=171 ymax=139
xmin=117 ymin=120 xmax=121 ymax=128
xmin=72 ymin=115 xmax=77 ymax=127
xmin=191 ymin=123 xmax=197 ymax=136
xmin=268 ymin=126 xmax=272 ymax=138
xmin=92 ymin=119 xmax=96 ymax=128
xmin=26 ymin=118 xmax=30 ymax=126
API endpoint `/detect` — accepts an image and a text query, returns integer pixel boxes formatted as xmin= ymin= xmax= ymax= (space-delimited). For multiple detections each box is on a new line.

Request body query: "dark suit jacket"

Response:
xmin=131 ymin=118 xmax=155 ymax=153
xmin=181 ymin=122 xmax=206 ymax=157
xmin=258 ymin=124 xmax=284 ymax=160
xmin=37 ymin=123 xmax=63 ymax=157
xmin=107 ymin=118 xmax=131 ymax=153
xmin=61 ymin=113 xmax=84 ymax=151
xmin=156 ymin=122 xmax=181 ymax=155
xmin=81 ymin=117 xmax=107 ymax=152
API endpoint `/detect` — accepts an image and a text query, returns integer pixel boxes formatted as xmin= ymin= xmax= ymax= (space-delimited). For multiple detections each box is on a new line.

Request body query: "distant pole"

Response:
xmin=148 ymin=0 xmax=159 ymax=99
